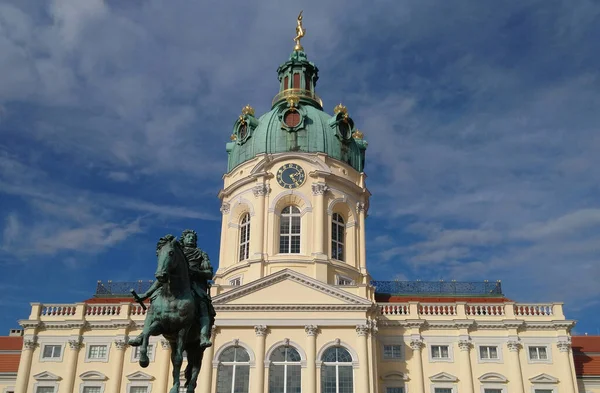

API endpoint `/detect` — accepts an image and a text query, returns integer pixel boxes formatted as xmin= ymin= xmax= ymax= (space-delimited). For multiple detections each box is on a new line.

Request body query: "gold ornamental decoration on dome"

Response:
xmin=352 ymin=129 xmax=364 ymax=140
xmin=294 ymin=11 xmax=305 ymax=51
xmin=230 ymin=134 xmax=237 ymax=141
xmin=241 ymin=104 xmax=255 ymax=116
xmin=286 ymin=95 xmax=300 ymax=111
xmin=334 ymin=103 xmax=348 ymax=115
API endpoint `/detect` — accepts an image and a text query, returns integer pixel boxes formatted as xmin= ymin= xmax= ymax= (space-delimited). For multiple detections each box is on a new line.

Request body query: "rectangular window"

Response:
xmin=529 ymin=346 xmax=548 ymax=360
xmin=484 ymin=389 xmax=503 ymax=393
xmin=337 ymin=276 xmax=353 ymax=286
xmin=229 ymin=277 xmax=242 ymax=286
xmin=293 ymin=73 xmax=300 ymax=89
xmin=479 ymin=345 xmax=499 ymax=359
xmin=386 ymin=388 xmax=404 ymax=393
xmin=42 ymin=344 xmax=61 ymax=359
xmin=133 ymin=345 xmax=154 ymax=360
xmin=383 ymin=344 xmax=402 ymax=359
xmin=284 ymin=76 xmax=289 ymax=90
xmin=431 ymin=345 xmax=449 ymax=359
xmin=305 ymin=73 xmax=311 ymax=91
xmin=82 ymin=387 xmax=102 ymax=393
xmin=434 ymin=388 xmax=452 ymax=393
xmin=534 ymin=390 xmax=553 ymax=393
xmin=36 ymin=388 xmax=55 ymax=393
xmin=88 ymin=345 xmax=108 ymax=359
xmin=129 ymin=387 xmax=148 ymax=393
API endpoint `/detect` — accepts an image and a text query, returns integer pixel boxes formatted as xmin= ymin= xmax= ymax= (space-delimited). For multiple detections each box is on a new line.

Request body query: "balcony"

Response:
xmin=272 ymin=88 xmax=323 ymax=108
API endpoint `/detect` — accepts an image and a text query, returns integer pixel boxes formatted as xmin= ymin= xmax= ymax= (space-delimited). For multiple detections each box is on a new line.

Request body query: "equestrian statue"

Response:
xmin=129 ymin=230 xmax=216 ymax=393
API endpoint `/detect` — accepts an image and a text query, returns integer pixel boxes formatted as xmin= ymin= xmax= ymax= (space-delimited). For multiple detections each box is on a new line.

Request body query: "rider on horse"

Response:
xmin=129 ymin=231 xmax=216 ymax=348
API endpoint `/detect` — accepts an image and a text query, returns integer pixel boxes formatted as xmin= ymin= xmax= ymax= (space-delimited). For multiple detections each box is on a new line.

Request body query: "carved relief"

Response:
xmin=557 ymin=340 xmax=571 ymax=353
xmin=114 ymin=339 xmax=128 ymax=350
xmin=68 ymin=338 xmax=82 ymax=350
xmin=356 ymin=202 xmax=366 ymax=213
xmin=254 ymin=325 xmax=268 ymax=337
xmin=356 ymin=324 xmax=370 ymax=337
xmin=252 ymin=184 xmax=271 ymax=197
xmin=220 ymin=202 xmax=231 ymax=214
xmin=23 ymin=339 xmax=37 ymax=350
xmin=305 ymin=325 xmax=319 ymax=336
xmin=160 ymin=339 xmax=170 ymax=350
xmin=311 ymin=183 xmax=329 ymax=195
xmin=409 ymin=339 xmax=425 ymax=351
xmin=458 ymin=340 xmax=472 ymax=351
xmin=507 ymin=340 xmax=521 ymax=352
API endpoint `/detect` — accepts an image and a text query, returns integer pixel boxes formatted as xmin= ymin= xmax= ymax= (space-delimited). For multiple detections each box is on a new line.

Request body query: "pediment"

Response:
xmin=430 ymin=372 xmax=458 ymax=383
xmin=213 ymin=269 xmax=373 ymax=307
xmin=479 ymin=373 xmax=508 ymax=383
xmin=126 ymin=371 xmax=154 ymax=381
xmin=381 ymin=372 xmax=409 ymax=381
xmin=80 ymin=371 xmax=107 ymax=381
xmin=33 ymin=371 xmax=61 ymax=381
xmin=530 ymin=373 xmax=559 ymax=384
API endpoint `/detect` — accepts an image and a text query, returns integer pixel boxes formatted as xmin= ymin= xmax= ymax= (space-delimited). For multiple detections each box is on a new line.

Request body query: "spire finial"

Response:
xmin=294 ymin=11 xmax=305 ymax=51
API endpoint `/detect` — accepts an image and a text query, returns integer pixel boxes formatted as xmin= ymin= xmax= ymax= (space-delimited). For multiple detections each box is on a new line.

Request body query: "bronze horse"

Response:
xmin=132 ymin=235 xmax=206 ymax=393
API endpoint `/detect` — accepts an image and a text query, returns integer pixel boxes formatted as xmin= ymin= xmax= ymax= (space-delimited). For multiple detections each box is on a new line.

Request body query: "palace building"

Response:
xmin=2 ymin=22 xmax=582 ymax=393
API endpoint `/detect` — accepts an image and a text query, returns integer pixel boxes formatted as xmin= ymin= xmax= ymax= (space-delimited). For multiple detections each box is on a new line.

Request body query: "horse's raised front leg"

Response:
xmin=139 ymin=320 xmax=161 ymax=368
xmin=169 ymin=329 xmax=187 ymax=393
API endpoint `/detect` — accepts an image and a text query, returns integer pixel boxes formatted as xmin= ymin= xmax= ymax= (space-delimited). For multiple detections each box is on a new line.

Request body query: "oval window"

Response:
xmin=284 ymin=111 xmax=301 ymax=128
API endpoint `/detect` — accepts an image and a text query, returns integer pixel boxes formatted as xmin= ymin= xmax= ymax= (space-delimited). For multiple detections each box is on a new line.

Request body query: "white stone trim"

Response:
xmin=228 ymin=275 xmax=243 ymax=287
xmin=33 ymin=382 xmax=59 ymax=393
xmin=269 ymin=190 xmax=313 ymax=214
xmin=382 ymin=372 xmax=409 ymax=393
xmin=526 ymin=344 xmax=553 ymax=364
xmin=529 ymin=374 xmax=559 ymax=384
xmin=213 ymin=339 xmax=256 ymax=368
xmin=430 ymin=372 xmax=458 ymax=383
xmin=38 ymin=342 xmax=65 ymax=362
xmin=228 ymin=196 xmax=255 ymax=226
xmin=214 ymin=318 xmax=371 ymax=326
xmin=33 ymin=372 xmax=60 ymax=393
xmin=265 ymin=340 xmax=308 ymax=368
xmin=380 ymin=338 xmax=405 ymax=362
xmin=335 ymin=274 xmax=355 ymax=286
xmin=316 ymin=340 xmax=359 ymax=369
xmin=480 ymin=385 xmax=507 ymax=393
xmin=79 ymin=381 xmax=106 ymax=393
xmin=251 ymin=152 xmax=332 ymax=176
xmin=478 ymin=373 xmax=508 ymax=383
xmin=430 ymin=383 xmax=457 ymax=393
xmin=476 ymin=344 xmax=503 ymax=364
xmin=2 ymin=387 xmax=15 ymax=393
xmin=530 ymin=386 xmax=557 ymax=393
xmin=327 ymin=195 xmax=358 ymax=223
xmin=125 ymin=382 xmax=153 ymax=393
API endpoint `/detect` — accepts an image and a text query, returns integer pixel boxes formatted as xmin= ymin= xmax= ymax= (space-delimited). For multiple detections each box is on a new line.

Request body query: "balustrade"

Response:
xmin=40 ymin=304 xmax=77 ymax=316
xmin=378 ymin=302 xmax=559 ymax=319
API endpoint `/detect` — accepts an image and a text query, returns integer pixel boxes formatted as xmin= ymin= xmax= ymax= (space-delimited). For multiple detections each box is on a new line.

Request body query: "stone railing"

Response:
xmin=378 ymin=301 xmax=563 ymax=320
xmin=27 ymin=302 xmax=148 ymax=322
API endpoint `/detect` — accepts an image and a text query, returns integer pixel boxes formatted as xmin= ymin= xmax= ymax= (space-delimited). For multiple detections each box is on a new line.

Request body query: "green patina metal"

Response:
xmin=226 ymin=50 xmax=368 ymax=173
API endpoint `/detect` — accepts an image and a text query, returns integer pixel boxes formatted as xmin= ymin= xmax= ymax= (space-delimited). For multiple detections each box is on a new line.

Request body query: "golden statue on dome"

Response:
xmin=294 ymin=11 xmax=305 ymax=51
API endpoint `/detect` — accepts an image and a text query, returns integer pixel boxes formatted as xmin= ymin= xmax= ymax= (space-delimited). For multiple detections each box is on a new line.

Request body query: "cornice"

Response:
xmin=212 ymin=269 xmax=373 ymax=306
xmin=86 ymin=320 xmax=135 ymax=330
xmin=39 ymin=321 xmax=87 ymax=330
xmin=18 ymin=320 xmax=41 ymax=329
xmin=214 ymin=304 xmax=373 ymax=312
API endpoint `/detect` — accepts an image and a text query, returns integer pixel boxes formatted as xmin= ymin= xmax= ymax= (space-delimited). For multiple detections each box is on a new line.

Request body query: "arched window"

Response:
xmin=321 ymin=346 xmax=354 ymax=393
xmin=216 ymin=346 xmax=250 ymax=393
xmin=239 ymin=213 xmax=250 ymax=261
xmin=268 ymin=346 xmax=302 ymax=393
xmin=331 ymin=213 xmax=345 ymax=261
xmin=279 ymin=206 xmax=301 ymax=254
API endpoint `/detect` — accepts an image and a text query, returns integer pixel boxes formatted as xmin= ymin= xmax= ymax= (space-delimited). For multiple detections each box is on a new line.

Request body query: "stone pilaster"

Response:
xmin=15 ymin=338 xmax=37 ymax=393
xmin=312 ymin=182 xmax=329 ymax=257
xmin=357 ymin=202 xmax=367 ymax=274
xmin=200 ymin=326 xmax=218 ymax=393
xmin=59 ymin=337 xmax=82 ymax=393
xmin=108 ymin=339 xmax=128 ymax=393
xmin=356 ymin=324 xmax=370 ymax=393
xmin=458 ymin=339 xmax=474 ymax=393
xmin=254 ymin=325 xmax=268 ymax=393
xmin=557 ymin=339 xmax=576 ymax=393
xmin=251 ymin=184 xmax=270 ymax=259
xmin=507 ymin=340 xmax=525 ymax=393
xmin=305 ymin=325 xmax=319 ymax=393
xmin=409 ymin=339 xmax=426 ymax=393
xmin=159 ymin=339 xmax=171 ymax=392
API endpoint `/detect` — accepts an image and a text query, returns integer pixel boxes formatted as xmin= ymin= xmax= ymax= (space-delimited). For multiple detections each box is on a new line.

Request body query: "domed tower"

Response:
xmin=214 ymin=16 xmax=371 ymax=299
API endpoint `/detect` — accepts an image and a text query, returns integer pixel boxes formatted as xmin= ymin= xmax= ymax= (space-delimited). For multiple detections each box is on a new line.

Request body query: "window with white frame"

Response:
xmin=268 ymin=345 xmax=302 ymax=393
xmin=528 ymin=346 xmax=548 ymax=361
xmin=86 ymin=344 xmax=108 ymax=361
xmin=533 ymin=390 xmax=554 ymax=393
xmin=41 ymin=344 xmax=62 ymax=360
xmin=216 ymin=346 xmax=250 ymax=393
xmin=279 ymin=206 xmax=301 ymax=254
xmin=132 ymin=345 xmax=154 ymax=361
xmin=383 ymin=344 xmax=403 ymax=360
xmin=82 ymin=387 xmax=102 ymax=393
xmin=239 ymin=213 xmax=250 ymax=261
xmin=331 ymin=213 xmax=345 ymax=261
xmin=431 ymin=345 xmax=450 ymax=359
xmin=336 ymin=275 xmax=353 ymax=286
xmin=128 ymin=387 xmax=148 ymax=393
xmin=479 ymin=345 xmax=499 ymax=360
xmin=483 ymin=389 xmax=503 ymax=393
xmin=434 ymin=388 xmax=453 ymax=393
xmin=35 ymin=388 xmax=55 ymax=393
xmin=229 ymin=277 xmax=242 ymax=286
xmin=320 ymin=346 xmax=354 ymax=393
xmin=386 ymin=388 xmax=404 ymax=393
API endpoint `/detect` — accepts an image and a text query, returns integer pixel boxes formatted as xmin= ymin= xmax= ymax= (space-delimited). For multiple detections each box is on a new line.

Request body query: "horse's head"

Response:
xmin=155 ymin=234 xmax=185 ymax=283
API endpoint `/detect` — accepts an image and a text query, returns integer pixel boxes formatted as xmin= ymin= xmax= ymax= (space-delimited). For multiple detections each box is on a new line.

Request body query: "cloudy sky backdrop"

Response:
xmin=1 ymin=0 xmax=599 ymax=334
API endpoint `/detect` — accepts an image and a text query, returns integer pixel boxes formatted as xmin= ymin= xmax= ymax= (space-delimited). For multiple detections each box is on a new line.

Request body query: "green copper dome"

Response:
xmin=226 ymin=50 xmax=368 ymax=173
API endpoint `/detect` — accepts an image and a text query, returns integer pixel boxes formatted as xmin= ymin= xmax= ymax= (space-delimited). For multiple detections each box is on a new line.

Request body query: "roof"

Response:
xmin=0 ymin=354 xmax=20 ymax=373
xmin=573 ymin=336 xmax=600 ymax=377
xmin=0 ymin=337 xmax=22 ymax=351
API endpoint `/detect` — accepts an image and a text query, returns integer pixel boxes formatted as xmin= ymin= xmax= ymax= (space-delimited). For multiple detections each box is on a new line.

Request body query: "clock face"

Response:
xmin=276 ymin=163 xmax=306 ymax=189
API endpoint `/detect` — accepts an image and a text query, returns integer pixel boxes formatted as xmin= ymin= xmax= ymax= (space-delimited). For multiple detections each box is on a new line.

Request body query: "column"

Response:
xmin=15 ymin=338 xmax=37 ymax=393
xmin=108 ymin=338 xmax=128 ymax=393
xmin=59 ymin=337 xmax=83 ymax=393
xmin=507 ymin=340 xmax=525 ymax=393
xmin=357 ymin=202 xmax=367 ymax=274
xmin=356 ymin=324 xmax=370 ymax=393
xmin=159 ymin=339 xmax=171 ymax=391
xmin=312 ymin=183 xmax=329 ymax=257
xmin=219 ymin=202 xmax=230 ymax=270
xmin=305 ymin=325 xmax=318 ymax=393
xmin=200 ymin=326 xmax=218 ymax=392
xmin=409 ymin=339 xmax=426 ymax=393
xmin=557 ymin=339 xmax=576 ymax=393
xmin=254 ymin=325 xmax=268 ymax=393
xmin=458 ymin=340 xmax=474 ymax=393
xmin=252 ymin=184 xmax=269 ymax=259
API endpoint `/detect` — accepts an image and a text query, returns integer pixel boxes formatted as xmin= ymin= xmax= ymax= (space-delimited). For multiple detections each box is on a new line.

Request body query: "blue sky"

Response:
xmin=1 ymin=0 xmax=599 ymax=335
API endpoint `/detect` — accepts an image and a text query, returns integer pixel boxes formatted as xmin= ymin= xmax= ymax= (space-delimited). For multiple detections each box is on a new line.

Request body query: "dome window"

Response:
xmin=284 ymin=111 xmax=301 ymax=128
xmin=232 ymin=105 xmax=258 ymax=145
